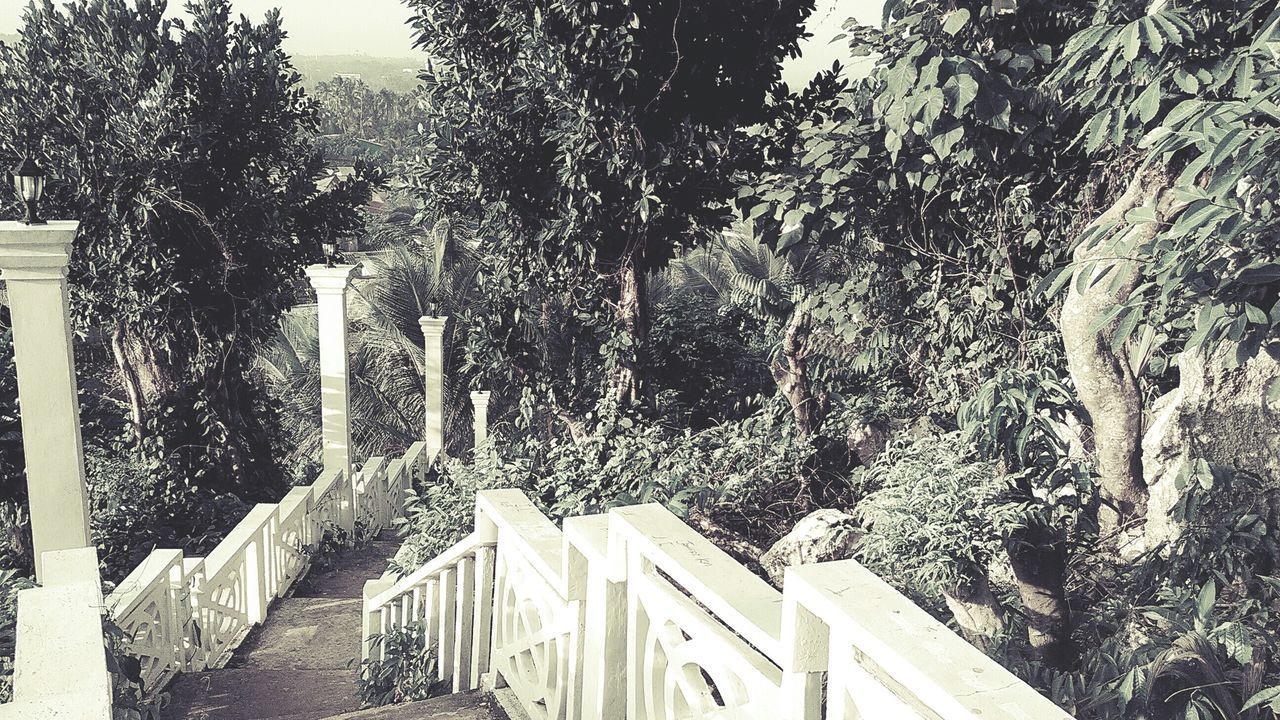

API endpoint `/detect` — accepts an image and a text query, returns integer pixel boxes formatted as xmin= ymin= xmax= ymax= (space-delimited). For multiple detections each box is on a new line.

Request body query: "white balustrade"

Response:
xmin=374 ymin=491 xmax=1074 ymax=720
xmin=0 ymin=441 xmax=435 ymax=719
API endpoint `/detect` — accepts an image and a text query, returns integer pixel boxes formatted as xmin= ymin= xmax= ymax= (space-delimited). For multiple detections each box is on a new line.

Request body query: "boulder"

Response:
xmin=847 ymin=420 xmax=890 ymax=465
xmin=1137 ymin=345 xmax=1280 ymax=554
xmin=760 ymin=509 xmax=863 ymax=588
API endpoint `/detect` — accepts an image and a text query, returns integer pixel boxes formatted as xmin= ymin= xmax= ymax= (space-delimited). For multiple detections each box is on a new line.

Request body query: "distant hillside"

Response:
xmin=293 ymin=55 xmax=424 ymax=93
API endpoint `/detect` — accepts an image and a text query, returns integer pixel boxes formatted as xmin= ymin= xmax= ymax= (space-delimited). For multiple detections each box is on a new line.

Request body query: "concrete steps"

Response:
xmin=166 ymin=537 xmax=406 ymax=720
xmin=320 ymin=691 xmax=509 ymax=720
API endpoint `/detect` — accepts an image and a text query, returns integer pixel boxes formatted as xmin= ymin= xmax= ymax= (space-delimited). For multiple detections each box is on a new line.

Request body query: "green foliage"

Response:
xmin=402 ymin=0 xmax=823 ymax=408
xmin=0 ymin=0 xmax=376 ymax=500
xmin=356 ymin=623 xmax=445 ymax=707
xmin=741 ymin=0 xmax=1083 ymax=416
xmin=856 ymin=433 xmax=1006 ymax=599
xmin=312 ymin=76 xmax=421 ymax=139
xmin=648 ymin=292 xmax=772 ymax=428
xmin=395 ymin=406 xmax=854 ymax=575
xmin=958 ymin=368 xmax=1091 ymax=535
xmin=1045 ymin=3 xmax=1280 ymax=370
xmin=87 ymin=443 xmax=248 ymax=582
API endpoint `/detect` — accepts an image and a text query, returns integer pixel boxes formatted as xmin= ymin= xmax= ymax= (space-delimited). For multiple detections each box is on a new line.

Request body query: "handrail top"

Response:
xmin=786 ymin=561 xmax=1073 ymax=720
xmin=204 ymin=503 xmax=278 ymax=578
xmin=362 ymin=456 xmax=387 ymax=476
xmin=105 ymin=548 xmax=183 ymax=617
xmin=609 ymin=503 xmax=784 ymax=661
xmin=563 ymin=513 xmax=608 ymax=565
xmin=476 ymin=490 xmax=565 ymax=594
xmin=369 ymin=531 xmax=493 ymax=609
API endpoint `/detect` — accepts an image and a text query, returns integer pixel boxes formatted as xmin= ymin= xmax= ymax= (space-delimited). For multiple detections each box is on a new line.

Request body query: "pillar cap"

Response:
xmin=419 ymin=316 xmax=449 ymax=334
xmin=470 ymin=390 xmax=492 ymax=404
xmin=305 ymin=263 xmax=359 ymax=293
xmin=0 ymin=220 xmax=79 ymax=280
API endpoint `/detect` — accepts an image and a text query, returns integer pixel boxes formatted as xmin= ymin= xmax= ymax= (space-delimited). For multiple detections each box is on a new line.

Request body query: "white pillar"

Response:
xmin=470 ymin=391 xmax=491 ymax=449
xmin=419 ymin=316 xmax=448 ymax=451
xmin=0 ymin=221 xmax=92 ymax=581
xmin=305 ymin=264 xmax=359 ymax=534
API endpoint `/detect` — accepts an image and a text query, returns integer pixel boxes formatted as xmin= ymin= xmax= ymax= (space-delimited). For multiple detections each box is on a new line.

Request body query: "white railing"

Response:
xmin=0 ymin=440 xmax=435 ymax=719
xmin=368 ymin=490 xmax=1073 ymax=720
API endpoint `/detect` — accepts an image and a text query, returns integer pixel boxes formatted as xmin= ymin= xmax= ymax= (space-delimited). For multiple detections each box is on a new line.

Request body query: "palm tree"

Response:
xmin=655 ymin=225 xmax=846 ymax=437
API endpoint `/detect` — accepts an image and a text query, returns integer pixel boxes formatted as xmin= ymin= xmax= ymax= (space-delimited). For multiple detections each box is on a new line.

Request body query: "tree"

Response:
xmin=403 ymin=0 xmax=818 ymax=409
xmin=1045 ymin=0 xmax=1280 ymax=537
xmin=0 ymin=0 xmax=373 ymax=500
xmin=660 ymin=227 xmax=846 ymax=437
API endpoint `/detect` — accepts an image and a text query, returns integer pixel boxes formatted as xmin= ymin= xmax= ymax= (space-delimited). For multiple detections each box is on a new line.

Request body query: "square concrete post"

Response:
xmin=470 ymin=390 xmax=491 ymax=449
xmin=418 ymin=316 xmax=448 ymax=451
xmin=305 ymin=264 xmax=359 ymax=535
xmin=0 ymin=221 xmax=92 ymax=582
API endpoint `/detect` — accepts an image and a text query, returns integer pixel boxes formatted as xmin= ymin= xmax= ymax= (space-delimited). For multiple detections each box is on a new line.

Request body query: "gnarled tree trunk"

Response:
xmin=111 ymin=321 xmax=182 ymax=439
xmin=1061 ymin=169 xmax=1179 ymax=535
xmin=942 ymin=574 xmax=1007 ymax=650
xmin=610 ymin=259 xmax=647 ymax=408
xmin=772 ymin=310 xmax=827 ymax=438
xmin=1004 ymin=527 xmax=1074 ymax=669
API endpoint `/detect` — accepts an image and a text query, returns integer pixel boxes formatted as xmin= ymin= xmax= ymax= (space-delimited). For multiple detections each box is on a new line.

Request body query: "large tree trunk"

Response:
xmin=1004 ymin=528 xmax=1074 ymax=669
xmin=771 ymin=310 xmax=827 ymax=438
xmin=1060 ymin=169 xmax=1178 ymax=535
xmin=610 ymin=258 xmax=647 ymax=408
xmin=942 ymin=574 xmax=1007 ymax=650
xmin=111 ymin=321 xmax=182 ymax=438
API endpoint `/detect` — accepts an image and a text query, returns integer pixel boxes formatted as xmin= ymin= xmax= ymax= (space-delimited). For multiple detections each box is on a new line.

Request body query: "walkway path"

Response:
xmin=166 ymin=535 xmax=508 ymax=720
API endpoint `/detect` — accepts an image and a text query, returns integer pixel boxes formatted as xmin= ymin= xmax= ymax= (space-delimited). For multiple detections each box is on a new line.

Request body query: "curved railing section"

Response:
xmin=371 ymin=489 xmax=1074 ymax=720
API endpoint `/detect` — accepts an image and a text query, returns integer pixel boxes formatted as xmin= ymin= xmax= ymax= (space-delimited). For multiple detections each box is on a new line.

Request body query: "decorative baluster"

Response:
xmin=438 ymin=566 xmax=458 ymax=684
xmin=780 ymin=573 xmax=827 ymax=720
xmin=183 ymin=558 xmax=208 ymax=672
xmin=471 ymin=545 xmax=496 ymax=689
xmin=362 ymin=578 xmax=395 ymax=662
xmin=453 ymin=556 xmax=476 ymax=692
xmin=425 ymin=579 xmax=441 ymax=662
xmin=566 ymin=515 xmax=625 ymax=720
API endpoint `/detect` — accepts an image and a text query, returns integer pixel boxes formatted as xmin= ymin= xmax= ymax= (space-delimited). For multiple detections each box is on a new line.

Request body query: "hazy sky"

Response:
xmin=2 ymin=0 xmax=883 ymax=80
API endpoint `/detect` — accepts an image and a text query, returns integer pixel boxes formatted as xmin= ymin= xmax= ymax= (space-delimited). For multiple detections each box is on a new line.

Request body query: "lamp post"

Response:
xmin=321 ymin=235 xmax=338 ymax=268
xmin=11 ymin=154 xmax=47 ymax=226
xmin=0 ymin=154 xmax=93 ymax=580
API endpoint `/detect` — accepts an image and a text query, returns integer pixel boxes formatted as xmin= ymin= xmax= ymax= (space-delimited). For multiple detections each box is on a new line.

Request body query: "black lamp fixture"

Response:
xmin=321 ymin=236 xmax=337 ymax=268
xmin=10 ymin=154 xmax=46 ymax=226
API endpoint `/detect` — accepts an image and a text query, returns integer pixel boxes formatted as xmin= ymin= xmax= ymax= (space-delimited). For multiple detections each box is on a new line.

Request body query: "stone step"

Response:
xmin=227 ymin=597 xmax=363 ymax=671
xmin=295 ymin=537 xmax=401 ymax=599
xmin=319 ymin=692 xmax=510 ymax=720
xmin=166 ymin=667 xmax=362 ymax=720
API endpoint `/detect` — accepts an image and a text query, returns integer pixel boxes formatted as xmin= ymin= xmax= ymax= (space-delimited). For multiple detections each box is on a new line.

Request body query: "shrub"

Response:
xmin=356 ymin=623 xmax=446 ymax=707
xmin=855 ymin=433 xmax=1006 ymax=603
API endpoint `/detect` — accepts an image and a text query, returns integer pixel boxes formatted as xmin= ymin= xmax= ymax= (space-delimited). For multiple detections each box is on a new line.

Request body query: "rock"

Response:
xmin=847 ymin=420 xmax=890 ymax=465
xmin=760 ymin=509 xmax=863 ymax=588
xmin=1138 ymin=345 xmax=1280 ymax=553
